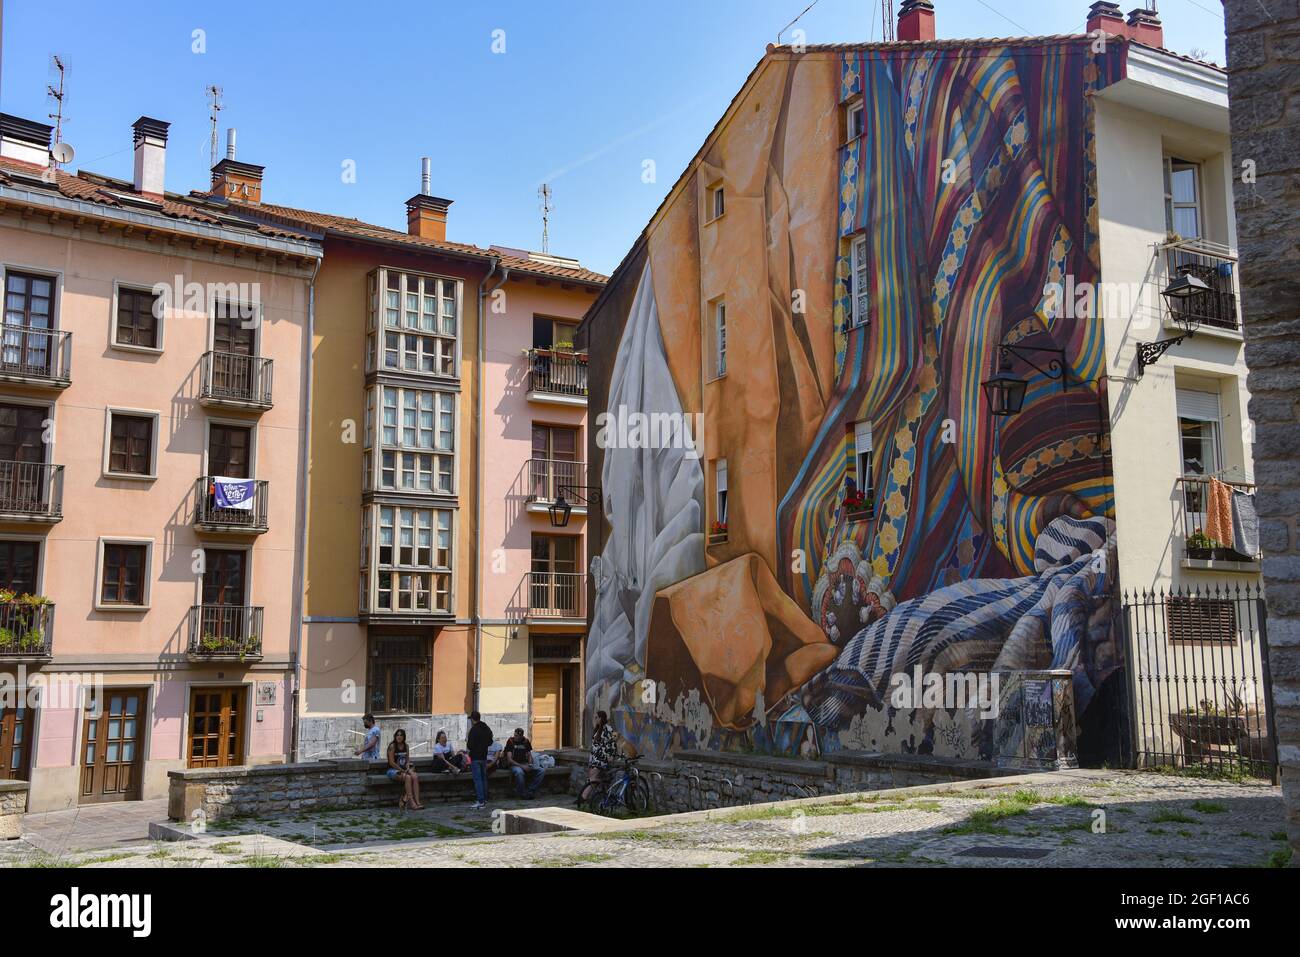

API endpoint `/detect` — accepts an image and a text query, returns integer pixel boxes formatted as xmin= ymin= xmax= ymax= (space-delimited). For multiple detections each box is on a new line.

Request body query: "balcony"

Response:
xmin=200 ymin=351 xmax=273 ymax=411
xmin=0 ymin=461 xmax=63 ymax=523
xmin=193 ymin=476 xmax=269 ymax=535
xmin=1162 ymin=242 xmax=1239 ymax=333
xmin=1177 ymin=476 xmax=1260 ymax=572
xmin=0 ymin=326 xmax=72 ymax=389
xmin=526 ymin=571 xmax=586 ymax=623
xmin=526 ymin=349 xmax=587 ymax=404
xmin=0 ymin=598 xmax=54 ymax=660
xmin=188 ymin=605 xmax=263 ymax=661
xmin=525 ymin=458 xmax=587 ymax=515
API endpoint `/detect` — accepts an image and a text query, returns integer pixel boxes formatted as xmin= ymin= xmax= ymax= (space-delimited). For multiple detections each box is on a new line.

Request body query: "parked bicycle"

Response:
xmin=577 ymin=755 xmax=652 ymax=815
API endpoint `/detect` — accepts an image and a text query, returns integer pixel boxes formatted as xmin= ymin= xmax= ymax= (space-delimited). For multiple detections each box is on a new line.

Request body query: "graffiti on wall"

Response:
xmin=588 ymin=39 xmax=1130 ymax=765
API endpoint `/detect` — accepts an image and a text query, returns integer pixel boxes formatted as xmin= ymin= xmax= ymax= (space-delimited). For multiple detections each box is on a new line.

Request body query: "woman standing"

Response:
xmin=386 ymin=729 xmax=423 ymax=810
xmin=579 ymin=711 xmax=619 ymax=806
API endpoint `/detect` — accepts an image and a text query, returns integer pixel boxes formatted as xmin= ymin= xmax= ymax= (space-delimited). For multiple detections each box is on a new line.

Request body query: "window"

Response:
xmin=372 ymin=506 xmax=453 ymax=614
xmin=1165 ymin=158 xmax=1201 ymax=240
xmin=850 ymin=235 xmax=869 ymax=329
xmin=373 ymin=386 xmax=455 ymax=493
xmin=715 ymin=459 xmax=729 ymax=525
xmin=106 ymin=412 xmax=155 ymax=477
xmin=530 ymin=534 xmax=580 ymax=615
xmin=99 ymin=542 xmax=148 ymax=607
xmin=531 ymin=424 xmax=579 ymax=501
xmin=367 ymin=635 xmax=432 ymax=714
xmin=711 ymin=185 xmax=725 ymax=220
xmin=853 ymin=421 xmax=874 ymax=504
xmin=1176 ymin=388 xmax=1222 ymax=478
xmin=3 ymin=270 xmax=56 ymax=376
xmin=368 ymin=270 xmax=458 ymax=378
xmin=846 ymin=100 xmax=865 ymax=141
xmin=0 ymin=540 xmax=39 ymax=596
xmin=713 ymin=300 xmax=727 ymax=377
xmin=114 ymin=287 xmax=161 ymax=349
xmin=533 ymin=317 xmax=578 ymax=351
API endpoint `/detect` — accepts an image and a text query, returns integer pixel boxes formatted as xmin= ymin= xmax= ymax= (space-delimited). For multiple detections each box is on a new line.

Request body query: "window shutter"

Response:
xmin=1176 ymin=388 xmax=1221 ymax=423
xmin=854 ymin=420 xmax=873 ymax=452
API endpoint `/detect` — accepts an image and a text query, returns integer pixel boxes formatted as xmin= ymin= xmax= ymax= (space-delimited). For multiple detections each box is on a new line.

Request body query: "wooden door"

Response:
xmin=0 ymin=705 xmax=32 ymax=781
xmin=188 ymin=687 xmax=246 ymax=769
xmin=0 ymin=404 xmax=47 ymax=510
xmin=208 ymin=425 xmax=251 ymax=478
xmin=80 ymin=688 xmax=145 ymax=802
xmin=531 ymin=664 xmax=562 ymax=751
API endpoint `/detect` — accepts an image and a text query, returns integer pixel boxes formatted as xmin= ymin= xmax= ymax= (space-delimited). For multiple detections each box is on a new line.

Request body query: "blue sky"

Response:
xmin=0 ymin=0 xmax=1227 ymax=275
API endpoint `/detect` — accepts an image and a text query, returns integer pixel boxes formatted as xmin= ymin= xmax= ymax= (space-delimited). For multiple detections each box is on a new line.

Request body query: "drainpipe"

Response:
xmin=290 ymin=255 xmax=321 ymax=763
xmin=473 ymin=258 xmax=508 ymax=712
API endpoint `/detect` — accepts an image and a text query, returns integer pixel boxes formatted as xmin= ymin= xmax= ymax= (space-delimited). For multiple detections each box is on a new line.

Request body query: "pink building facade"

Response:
xmin=478 ymin=248 xmax=602 ymax=751
xmin=0 ymin=114 xmax=319 ymax=810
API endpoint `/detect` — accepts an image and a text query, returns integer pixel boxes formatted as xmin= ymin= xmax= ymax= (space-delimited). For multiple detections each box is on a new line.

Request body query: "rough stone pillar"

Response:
xmin=1224 ymin=0 xmax=1300 ymax=865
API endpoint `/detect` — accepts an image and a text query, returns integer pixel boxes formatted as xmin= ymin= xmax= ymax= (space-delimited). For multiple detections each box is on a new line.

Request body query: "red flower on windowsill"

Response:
xmin=843 ymin=490 xmax=873 ymax=516
xmin=710 ymin=520 xmax=728 ymax=535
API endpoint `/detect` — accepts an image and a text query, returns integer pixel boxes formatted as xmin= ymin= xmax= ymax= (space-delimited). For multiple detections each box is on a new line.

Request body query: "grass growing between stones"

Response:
xmin=1266 ymin=847 xmax=1293 ymax=868
xmin=1149 ymin=809 xmax=1197 ymax=825
xmin=1191 ymin=801 xmax=1227 ymax=814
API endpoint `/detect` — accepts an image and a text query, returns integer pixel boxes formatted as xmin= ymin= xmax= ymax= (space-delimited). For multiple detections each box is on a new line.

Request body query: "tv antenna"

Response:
xmin=881 ymin=0 xmax=895 ymax=41
xmin=538 ymin=183 xmax=553 ymax=254
xmin=47 ymin=55 xmax=71 ymax=166
xmin=205 ymin=85 xmax=224 ymax=169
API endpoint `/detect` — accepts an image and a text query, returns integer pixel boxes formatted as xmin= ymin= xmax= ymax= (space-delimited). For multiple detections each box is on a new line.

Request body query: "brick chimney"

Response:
xmin=897 ymin=0 xmax=936 ymax=42
xmin=406 ymin=158 xmax=452 ymax=241
xmin=210 ymin=130 xmax=265 ymax=206
xmin=1086 ymin=2 xmax=1126 ymax=37
xmin=1126 ymin=6 xmax=1164 ymax=47
xmin=0 ymin=113 xmax=52 ymax=166
xmin=132 ymin=116 xmax=169 ymax=197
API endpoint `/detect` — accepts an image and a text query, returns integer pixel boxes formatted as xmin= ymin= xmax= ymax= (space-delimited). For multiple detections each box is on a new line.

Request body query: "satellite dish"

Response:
xmin=50 ymin=142 xmax=74 ymax=164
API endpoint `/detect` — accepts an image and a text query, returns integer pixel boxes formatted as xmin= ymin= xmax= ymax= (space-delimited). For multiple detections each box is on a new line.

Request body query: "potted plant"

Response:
xmin=1169 ymin=689 xmax=1250 ymax=762
xmin=844 ymin=488 xmax=873 ymax=520
xmin=1186 ymin=528 xmax=1216 ymax=560
xmin=709 ymin=520 xmax=728 ymax=544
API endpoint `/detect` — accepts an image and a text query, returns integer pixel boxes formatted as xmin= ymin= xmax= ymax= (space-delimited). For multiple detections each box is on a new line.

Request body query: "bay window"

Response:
xmin=363 ymin=505 xmax=453 ymax=616
xmin=367 ymin=268 xmax=459 ymax=378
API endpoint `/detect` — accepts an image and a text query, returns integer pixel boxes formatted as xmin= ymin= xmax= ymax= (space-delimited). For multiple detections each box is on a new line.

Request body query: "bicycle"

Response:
xmin=577 ymin=755 xmax=652 ymax=816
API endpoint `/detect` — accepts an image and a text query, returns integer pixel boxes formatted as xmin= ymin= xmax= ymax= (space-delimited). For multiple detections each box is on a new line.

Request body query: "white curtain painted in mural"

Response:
xmin=587 ymin=260 xmax=706 ymax=714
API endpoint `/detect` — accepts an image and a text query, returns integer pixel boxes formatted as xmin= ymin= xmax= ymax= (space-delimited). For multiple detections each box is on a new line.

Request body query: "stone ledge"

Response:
xmin=825 ymin=750 xmax=1010 ymax=778
xmin=673 ymin=749 xmax=835 ymax=779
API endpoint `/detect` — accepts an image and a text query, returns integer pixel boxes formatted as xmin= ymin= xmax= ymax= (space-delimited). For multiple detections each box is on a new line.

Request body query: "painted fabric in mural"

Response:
xmin=589 ymin=40 xmax=1128 ymax=763
xmin=587 ymin=260 xmax=706 ymax=717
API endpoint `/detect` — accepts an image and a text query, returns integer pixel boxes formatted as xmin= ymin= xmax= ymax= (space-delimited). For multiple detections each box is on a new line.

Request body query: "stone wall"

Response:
xmin=1225 ymin=0 xmax=1300 ymax=864
xmin=555 ymin=748 xmax=1009 ymax=814
xmin=0 ymin=780 xmax=27 ymax=840
xmin=296 ymin=712 xmax=528 ymax=761
xmin=168 ymin=756 xmax=566 ymax=825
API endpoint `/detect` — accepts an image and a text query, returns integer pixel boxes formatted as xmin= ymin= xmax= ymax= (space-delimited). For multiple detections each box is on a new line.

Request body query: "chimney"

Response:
xmin=210 ymin=155 xmax=265 ymax=205
xmin=897 ymin=0 xmax=936 ymax=42
xmin=0 ymin=113 xmax=53 ymax=166
xmin=1126 ymin=6 xmax=1164 ymax=47
xmin=132 ymin=116 xmax=169 ymax=196
xmin=406 ymin=158 xmax=452 ymax=241
xmin=1086 ymin=2 xmax=1127 ymax=37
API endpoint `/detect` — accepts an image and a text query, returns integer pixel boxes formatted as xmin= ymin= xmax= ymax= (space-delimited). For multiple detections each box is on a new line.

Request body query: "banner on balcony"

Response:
xmin=213 ymin=476 xmax=256 ymax=511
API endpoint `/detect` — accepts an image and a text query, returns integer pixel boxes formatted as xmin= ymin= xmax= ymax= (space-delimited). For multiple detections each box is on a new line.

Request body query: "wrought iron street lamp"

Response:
xmin=1137 ymin=272 xmax=1210 ymax=377
xmin=981 ymin=343 xmax=1069 ymax=417
xmin=548 ymin=484 xmax=602 ymax=528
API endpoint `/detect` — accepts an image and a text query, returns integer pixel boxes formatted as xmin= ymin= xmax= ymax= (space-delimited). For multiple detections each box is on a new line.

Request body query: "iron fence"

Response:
xmin=527 ymin=348 xmax=588 ymax=397
xmin=201 ymin=350 xmax=273 ymax=407
xmin=1162 ymin=243 xmax=1239 ymax=332
xmin=1123 ymin=583 xmax=1276 ymax=779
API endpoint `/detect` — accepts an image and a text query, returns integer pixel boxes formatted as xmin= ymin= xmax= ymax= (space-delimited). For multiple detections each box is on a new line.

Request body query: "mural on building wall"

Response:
xmin=588 ymin=39 xmax=1130 ymax=765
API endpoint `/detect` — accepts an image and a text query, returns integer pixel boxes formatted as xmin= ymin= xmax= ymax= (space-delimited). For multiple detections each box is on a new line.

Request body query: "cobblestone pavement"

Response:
xmin=1 ymin=771 xmax=1290 ymax=868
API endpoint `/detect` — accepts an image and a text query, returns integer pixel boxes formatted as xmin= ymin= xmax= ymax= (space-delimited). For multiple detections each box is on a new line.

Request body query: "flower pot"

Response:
xmin=1186 ymin=546 xmax=1213 ymax=561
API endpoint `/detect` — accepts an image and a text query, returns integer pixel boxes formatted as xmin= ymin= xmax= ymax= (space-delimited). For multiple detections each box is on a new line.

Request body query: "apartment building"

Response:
xmin=0 ymin=114 xmax=319 ymax=810
xmin=579 ymin=2 xmax=1269 ymax=773
xmin=217 ymin=157 xmax=603 ymax=755
xmin=479 ymin=246 xmax=602 ymax=751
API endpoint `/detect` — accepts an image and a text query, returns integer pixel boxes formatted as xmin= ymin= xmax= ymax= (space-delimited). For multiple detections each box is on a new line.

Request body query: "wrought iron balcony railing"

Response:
xmin=0 ymin=599 xmax=54 ymax=658
xmin=1177 ymin=475 xmax=1258 ymax=562
xmin=526 ymin=571 xmax=586 ymax=620
xmin=0 ymin=325 xmax=72 ymax=387
xmin=526 ymin=458 xmax=587 ymax=505
xmin=1162 ymin=242 xmax=1240 ymax=332
xmin=527 ymin=348 xmax=588 ymax=399
xmin=0 ymin=460 xmax=63 ymax=521
xmin=188 ymin=604 xmax=264 ymax=659
xmin=200 ymin=351 xmax=274 ymax=409
xmin=194 ymin=476 xmax=269 ymax=533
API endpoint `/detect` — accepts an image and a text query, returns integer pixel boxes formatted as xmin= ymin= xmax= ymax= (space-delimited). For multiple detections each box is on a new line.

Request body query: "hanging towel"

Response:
xmin=1204 ymin=477 xmax=1234 ymax=548
xmin=1230 ymin=489 xmax=1259 ymax=559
